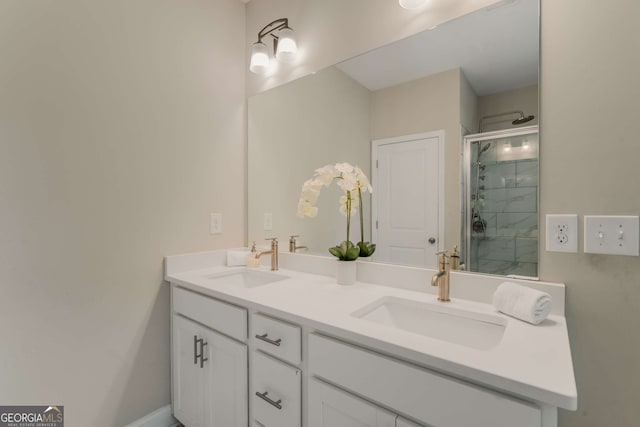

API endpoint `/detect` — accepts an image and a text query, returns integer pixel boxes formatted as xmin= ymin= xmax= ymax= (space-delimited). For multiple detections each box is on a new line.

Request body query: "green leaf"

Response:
xmin=345 ymin=246 xmax=360 ymax=261
xmin=358 ymin=241 xmax=376 ymax=257
xmin=328 ymin=246 xmax=343 ymax=259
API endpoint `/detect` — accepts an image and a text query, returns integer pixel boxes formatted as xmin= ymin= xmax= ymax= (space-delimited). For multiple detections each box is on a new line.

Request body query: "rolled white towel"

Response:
xmin=492 ymin=281 xmax=552 ymax=325
xmin=226 ymin=249 xmax=250 ymax=267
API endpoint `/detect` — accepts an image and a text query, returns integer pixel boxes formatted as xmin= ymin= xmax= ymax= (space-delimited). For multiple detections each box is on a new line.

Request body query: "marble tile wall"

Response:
xmin=471 ymin=147 xmax=539 ymax=277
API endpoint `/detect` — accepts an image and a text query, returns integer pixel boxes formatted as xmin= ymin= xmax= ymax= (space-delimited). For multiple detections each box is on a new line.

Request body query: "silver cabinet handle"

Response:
xmin=255 ymin=391 xmax=282 ymax=410
xmin=255 ymin=333 xmax=282 ymax=347
xmin=193 ymin=335 xmax=199 ymax=365
xmin=200 ymin=340 xmax=208 ymax=368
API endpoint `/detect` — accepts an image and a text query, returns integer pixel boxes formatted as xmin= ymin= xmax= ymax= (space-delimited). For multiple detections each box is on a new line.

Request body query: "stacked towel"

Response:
xmin=492 ymin=281 xmax=552 ymax=325
xmin=227 ymin=249 xmax=250 ymax=267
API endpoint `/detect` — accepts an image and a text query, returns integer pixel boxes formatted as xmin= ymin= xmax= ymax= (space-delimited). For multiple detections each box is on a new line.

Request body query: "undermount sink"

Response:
xmin=351 ymin=296 xmax=507 ymax=350
xmin=206 ymin=269 xmax=289 ymax=288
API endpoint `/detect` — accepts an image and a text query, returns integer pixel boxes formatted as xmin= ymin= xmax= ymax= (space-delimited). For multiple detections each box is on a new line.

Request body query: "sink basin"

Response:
xmin=206 ymin=269 xmax=288 ymax=288
xmin=351 ymin=296 xmax=506 ymax=350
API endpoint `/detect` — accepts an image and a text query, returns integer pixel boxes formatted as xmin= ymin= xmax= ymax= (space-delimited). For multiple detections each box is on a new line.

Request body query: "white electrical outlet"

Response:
xmin=584 ymin=215 xmax=639 ymax=256
xmin=263 ymin=213 xmax=273 ymax=231
xmin=546 ymin=214 xmax=578 ymax=253
xmin=210 ymin=213 xmax=222 ymax=234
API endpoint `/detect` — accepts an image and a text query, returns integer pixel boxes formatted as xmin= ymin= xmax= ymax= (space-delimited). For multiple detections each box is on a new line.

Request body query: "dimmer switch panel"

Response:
xmin=584 ymin=215 xmax=639 ymax=256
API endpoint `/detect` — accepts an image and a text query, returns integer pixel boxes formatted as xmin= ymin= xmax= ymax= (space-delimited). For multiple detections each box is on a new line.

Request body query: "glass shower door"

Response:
xmin=464 ymin=126 xmax=539 ymax=277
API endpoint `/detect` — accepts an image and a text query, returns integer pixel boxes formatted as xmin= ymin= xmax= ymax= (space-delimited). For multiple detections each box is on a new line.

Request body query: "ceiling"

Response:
xmin=336 ymin=0 xmax=539 ymax=95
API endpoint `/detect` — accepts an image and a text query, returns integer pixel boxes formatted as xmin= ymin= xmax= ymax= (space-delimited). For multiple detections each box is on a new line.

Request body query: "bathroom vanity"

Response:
xmin=165 ymin=250 xmax=576 ymax=427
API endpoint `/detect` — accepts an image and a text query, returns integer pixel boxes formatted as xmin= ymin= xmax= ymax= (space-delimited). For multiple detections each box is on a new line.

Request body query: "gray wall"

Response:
xmin=540 ymin=1 xmax=640 ymax=426
xmin=0 ymin=0 xmax=246 ymax=425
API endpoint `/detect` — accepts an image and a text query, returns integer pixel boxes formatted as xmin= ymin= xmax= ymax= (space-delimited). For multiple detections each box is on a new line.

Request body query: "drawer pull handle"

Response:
xmin=255 ymin=391 xmax=282 ymax=410
xmin=256 ymin=333 xmax=282 ymax=347
xmin=200 ymin=341 xmax=208 ymax=368
xmin=193 ymin=335 xmax=199 ymax=365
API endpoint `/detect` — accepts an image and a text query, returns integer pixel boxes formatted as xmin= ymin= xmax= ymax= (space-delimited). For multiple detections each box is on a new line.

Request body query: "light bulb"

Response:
xmin=276 ymin=27 xmax=297 ymax=62
xmin=249 ymin=41 xmax=270 ymax=74
xmin=522 ymin=140 xmax=530 ymax=151
xmin=399 ymin=0 xmax=428 ymax=10
xmin=503 ymin=142 xmax=512 ymax=153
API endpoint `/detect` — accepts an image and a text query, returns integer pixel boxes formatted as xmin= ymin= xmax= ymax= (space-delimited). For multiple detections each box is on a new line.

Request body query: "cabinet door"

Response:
xmin=309 ymin=378 xmax=396 ymax=427
xmin=202 ymin=327 xmax=248 ymax=427
xmin=173 ymin=315 xmax=207 ymax=427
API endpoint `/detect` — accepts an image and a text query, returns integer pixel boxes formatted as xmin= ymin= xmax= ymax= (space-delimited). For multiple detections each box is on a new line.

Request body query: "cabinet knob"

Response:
xmin=428 ymin=237 xmax=436 ymax=244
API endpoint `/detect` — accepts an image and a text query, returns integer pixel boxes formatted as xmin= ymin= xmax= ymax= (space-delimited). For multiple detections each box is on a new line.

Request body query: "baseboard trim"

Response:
xmin=123 ymin=405 xmax=178 ymax=427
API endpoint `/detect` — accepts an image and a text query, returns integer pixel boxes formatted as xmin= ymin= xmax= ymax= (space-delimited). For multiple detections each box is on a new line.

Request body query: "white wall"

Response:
xmin=0 ymin=0 xmax=246 ymax=425
xmin=248 ymin=67 xmax=371 ymax=253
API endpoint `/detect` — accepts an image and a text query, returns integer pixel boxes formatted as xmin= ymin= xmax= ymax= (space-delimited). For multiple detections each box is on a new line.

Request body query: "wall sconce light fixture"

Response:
xmin=399 ymin=0 xmax=428 ymax=10
xmin=249 ymin=18 xmax=298 ymax=74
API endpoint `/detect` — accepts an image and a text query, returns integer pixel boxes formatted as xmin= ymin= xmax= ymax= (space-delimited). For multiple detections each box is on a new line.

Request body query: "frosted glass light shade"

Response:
xmin=249 ymin=42 xmax=270 ymax=74
xmin=399 ymin=0 xmax=428 ymax=9
xmin=275 ymin=27 xmax=297 ymax=62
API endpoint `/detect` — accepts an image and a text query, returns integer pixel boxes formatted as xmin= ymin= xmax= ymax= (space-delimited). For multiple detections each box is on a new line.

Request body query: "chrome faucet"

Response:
xmin=431 ymin=250 xmax=451 ymax=302
xmin=289 ymin=235 xmax=308 ymax=253
xmin=254 ymin=238 xmax=279 ymax=271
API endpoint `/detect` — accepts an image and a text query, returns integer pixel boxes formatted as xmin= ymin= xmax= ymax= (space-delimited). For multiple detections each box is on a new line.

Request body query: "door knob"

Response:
xmin=428 ymin=237 xmax=436 ymax=244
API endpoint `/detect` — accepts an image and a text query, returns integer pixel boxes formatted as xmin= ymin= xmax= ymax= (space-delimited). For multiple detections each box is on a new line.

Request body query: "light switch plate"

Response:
xmin=263 ymin=213 xmax=273 ymax=231
xmin=584 ymin=215 xmax=639 ymax=256
xmin=546 ymin=214 xmax=578 ymax=253
xmin=210 ymin=213 xmax=222 ymax=234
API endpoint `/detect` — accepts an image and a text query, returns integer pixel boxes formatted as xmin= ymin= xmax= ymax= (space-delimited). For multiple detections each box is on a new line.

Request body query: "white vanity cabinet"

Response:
xmin=308 ymin=378 xmax=397 ymax=427
xmin=171 ymin=286 xmax=248 ymax=427
xmin=309 ymin=333 xmax=542 ymax=427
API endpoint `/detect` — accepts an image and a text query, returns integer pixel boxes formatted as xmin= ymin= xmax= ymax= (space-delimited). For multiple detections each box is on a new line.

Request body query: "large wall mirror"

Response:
xmin=248 ymin=0 xmax=539 ymax=277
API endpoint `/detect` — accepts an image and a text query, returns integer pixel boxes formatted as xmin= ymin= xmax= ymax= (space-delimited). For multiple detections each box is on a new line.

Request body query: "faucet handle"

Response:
xmin=265 ymin=237 xmax=278 ymax=241
xmin=289 ymin=235 xmax=299 ymax=241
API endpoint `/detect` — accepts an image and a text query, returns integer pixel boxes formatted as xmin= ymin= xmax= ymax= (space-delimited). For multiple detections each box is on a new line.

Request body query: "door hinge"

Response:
xmin=376 ymin=160 xmax=379 ymax=168
xmin=376 ymin=220 xmax=379 ymax=229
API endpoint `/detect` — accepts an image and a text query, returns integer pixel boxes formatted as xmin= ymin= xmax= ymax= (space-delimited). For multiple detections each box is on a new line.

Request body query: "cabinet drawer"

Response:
xmin=172 ymin=286 xmax=247 ymax=341
xmin=252 ymin=351 xmax=301 ymax=427
xmin=252 ymin=313 xmax=301 ymax=365
xmin=309 ymin=334 xmax=542 ymax=427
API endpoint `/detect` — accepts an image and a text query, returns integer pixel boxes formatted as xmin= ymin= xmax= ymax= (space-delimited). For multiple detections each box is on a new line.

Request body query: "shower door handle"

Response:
xmin=428 ymin=237 xmax=436 ymax=244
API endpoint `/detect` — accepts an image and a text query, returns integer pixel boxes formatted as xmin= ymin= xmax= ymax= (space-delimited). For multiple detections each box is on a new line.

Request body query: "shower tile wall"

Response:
xmin=470 ymin=134 xmax=539 ymax=277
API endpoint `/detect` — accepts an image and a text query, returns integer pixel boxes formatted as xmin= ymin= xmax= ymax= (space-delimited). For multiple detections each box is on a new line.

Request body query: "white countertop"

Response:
xmin=165 ymin=250 xmax=577 ymax=411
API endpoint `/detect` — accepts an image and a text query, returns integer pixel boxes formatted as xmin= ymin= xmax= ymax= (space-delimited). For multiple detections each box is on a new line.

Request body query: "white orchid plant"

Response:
xmin=297 ymin=163 xmax=376 ymax=261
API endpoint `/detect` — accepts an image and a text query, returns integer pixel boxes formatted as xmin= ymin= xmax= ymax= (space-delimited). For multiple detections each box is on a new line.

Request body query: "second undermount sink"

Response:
xmin=351 ymin=296 xmax=507 ymax=350
xmin=206 ymin=269 xmax=289 ymax=288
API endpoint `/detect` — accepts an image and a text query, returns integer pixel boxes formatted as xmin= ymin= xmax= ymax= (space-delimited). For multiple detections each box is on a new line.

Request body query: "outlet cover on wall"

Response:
xmin=210 ymin=213 xmax=222 ymax=235
xmin=546 ymin=214 xmax=578 ymax=253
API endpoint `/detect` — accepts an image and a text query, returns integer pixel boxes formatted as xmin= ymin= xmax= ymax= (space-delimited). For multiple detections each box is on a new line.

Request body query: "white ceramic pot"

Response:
xmin=336 ymin=260 xmax=357 ymax=285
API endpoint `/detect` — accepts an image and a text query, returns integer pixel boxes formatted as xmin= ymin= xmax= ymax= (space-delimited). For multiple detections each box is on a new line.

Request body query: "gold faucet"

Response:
xmin=289 ymin=235 xmax=308 ymax=253
xmin=254 ymin=238 xmax=279 ymax=271
xmin=431 ymin=250 xmax=451 ymax=302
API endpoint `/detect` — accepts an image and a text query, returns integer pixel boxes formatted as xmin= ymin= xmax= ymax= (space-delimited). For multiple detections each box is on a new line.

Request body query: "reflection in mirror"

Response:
xmin=248 ymin=0 xmax=539 ymax=276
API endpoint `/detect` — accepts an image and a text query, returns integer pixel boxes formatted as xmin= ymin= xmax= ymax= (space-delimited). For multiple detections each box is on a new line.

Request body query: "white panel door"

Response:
xmin=173 ymin=315 xmax=207 ymax=427
xmin=203 ymin=327 xmax=248 ymax=427
xmin=308 ymin=378 xmax=396 ymax=427
xmin=373 ymin=133 xmax=442 ymax=268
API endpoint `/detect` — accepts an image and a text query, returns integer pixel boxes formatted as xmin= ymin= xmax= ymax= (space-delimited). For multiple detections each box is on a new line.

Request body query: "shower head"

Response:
xmin=512 ymin=114 xmax=535 ymax=125
xmin=479 ymin=142 xmax=491 ymax=154
xmin=478 ymin=110 xmax=536 ymax=132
